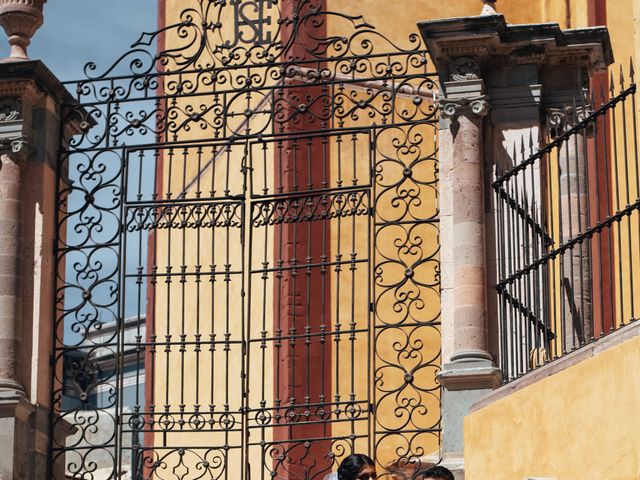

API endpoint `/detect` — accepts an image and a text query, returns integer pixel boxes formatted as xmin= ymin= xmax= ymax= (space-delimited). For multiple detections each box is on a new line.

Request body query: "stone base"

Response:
xmin=441 ymin=388 xmax=494 ymax=455
xmin=0 ymin=391 xmax=49 ymax=480
xmin=437 ymin=352 xmax=502 ymax=463
xmin=437 ymin=350 xmax=502 ymax=391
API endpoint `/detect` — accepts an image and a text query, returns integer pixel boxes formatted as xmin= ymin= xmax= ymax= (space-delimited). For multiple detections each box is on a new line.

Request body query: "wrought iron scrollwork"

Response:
xmin=52 ymin=1 xmax=441 ymax=479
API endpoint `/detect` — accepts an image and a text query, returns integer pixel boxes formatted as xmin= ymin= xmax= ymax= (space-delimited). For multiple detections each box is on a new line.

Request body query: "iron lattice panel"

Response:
xmin=51 ymin=1 xmax=441 ymax=479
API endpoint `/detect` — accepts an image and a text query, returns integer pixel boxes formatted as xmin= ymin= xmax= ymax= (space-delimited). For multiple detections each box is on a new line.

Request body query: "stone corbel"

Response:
xmin=440 ymin=95 xmax=490 ymax=119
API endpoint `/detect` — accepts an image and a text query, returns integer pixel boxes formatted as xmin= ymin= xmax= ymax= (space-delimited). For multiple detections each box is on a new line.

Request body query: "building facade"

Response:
xmin=0 ymin=0 xmax=638 ymax=479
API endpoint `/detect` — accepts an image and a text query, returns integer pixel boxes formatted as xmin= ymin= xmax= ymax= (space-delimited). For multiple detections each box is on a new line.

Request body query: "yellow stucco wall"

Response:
xmin=154 ymin=0 xmax=640 ymax=477
xmin=155 ymin=1 xmax=443 ymax=477
xmin=465 ymin=333 xmax=640 ymax=480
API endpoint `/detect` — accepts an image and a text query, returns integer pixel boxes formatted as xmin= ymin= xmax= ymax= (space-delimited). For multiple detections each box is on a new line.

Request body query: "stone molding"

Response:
xmin=439 ymin=95 xmax=490 ymax=119
xmin=438 ymin=367 xmax=502 ymax=391
xmin=470 ymin=320 xmax=640 ymax=413
xmin=438 ymin=353 xmax=503 ymax=391
xmin=418 ymin=15 xmax=613 ymax=82
xmin=489 ymin=84 xmax=542 ymax=109
xmin=0 ymin=391 xmax=34 ymax=422
xmin=0 ymin=79 xmax=42 ymax=106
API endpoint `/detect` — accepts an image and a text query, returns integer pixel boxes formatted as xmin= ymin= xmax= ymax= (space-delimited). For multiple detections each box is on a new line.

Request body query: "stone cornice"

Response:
xmin=0 ymin=60 xmax=74 ymax=106
xmin=418 ymin=15 xmax=613 ymax=83
xmin=0 ymin=60 xmax=89 ymax=144
xmin=0 ymin=79 xmax=42 ymax=106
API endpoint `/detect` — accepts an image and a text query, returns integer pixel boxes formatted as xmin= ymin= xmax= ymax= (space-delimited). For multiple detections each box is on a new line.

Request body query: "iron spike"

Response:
xmin=531 ymin=193 xmax=537 ymax=215
xmin=630 ymin=57 xmax=636 ymax=83
xmin=610 ymin=70 xmax=615 ymax=96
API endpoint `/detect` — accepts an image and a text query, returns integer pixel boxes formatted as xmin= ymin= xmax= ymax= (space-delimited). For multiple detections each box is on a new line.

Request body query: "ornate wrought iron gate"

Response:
xmin=51 ymin=2 xmax=441 ymax=479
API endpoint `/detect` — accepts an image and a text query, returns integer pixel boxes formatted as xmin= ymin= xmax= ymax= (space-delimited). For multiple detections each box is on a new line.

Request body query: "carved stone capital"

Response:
xmin=0 ymin=134 xmax=30 ymax=163
xmin=439 ymin=95 xmax=490 ymax=119
xmin=547 ymin=105 xmax=593 ymax=137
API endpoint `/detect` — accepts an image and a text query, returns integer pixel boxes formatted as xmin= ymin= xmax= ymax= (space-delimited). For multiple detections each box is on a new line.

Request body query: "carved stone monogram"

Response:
xmin=226 ymin=0 xmax=275 ymax=48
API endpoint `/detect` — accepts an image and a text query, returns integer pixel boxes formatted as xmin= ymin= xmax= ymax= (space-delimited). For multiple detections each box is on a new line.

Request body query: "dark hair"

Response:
xmin=420 ymin=466 xmax=454 ymax=480
xmin=337 ymin=454 xmax=375 ymax=480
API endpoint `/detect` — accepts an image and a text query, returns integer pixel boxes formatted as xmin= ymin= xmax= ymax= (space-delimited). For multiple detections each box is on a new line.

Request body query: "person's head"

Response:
xmin=337 ymin=454 xmax=376 ymax=480
xmin=420 ymin=466 xmax=454 ymax=480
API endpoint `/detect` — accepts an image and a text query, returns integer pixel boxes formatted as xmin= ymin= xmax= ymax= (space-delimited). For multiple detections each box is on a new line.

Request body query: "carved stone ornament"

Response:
xmin=450 ymin=56 xmax=481 ymax=82
xmin=439 ymin=95 xmax=490 ymax=119
xmin=547 ymin=105 xmax=593 ymax=136
xmin=0 ymin=0 xmax=46 ymax=60
xmin=0 ymin=134 xmax=28 ymax=157
xmin=0 ymin=98 xmax=20 ymax=122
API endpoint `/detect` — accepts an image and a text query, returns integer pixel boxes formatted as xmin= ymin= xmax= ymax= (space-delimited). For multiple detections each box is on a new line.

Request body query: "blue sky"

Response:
xmin=22 ymin=0 xmax=157 ymax=81
xmin=8 ymin=1 xmax=159 ymax=342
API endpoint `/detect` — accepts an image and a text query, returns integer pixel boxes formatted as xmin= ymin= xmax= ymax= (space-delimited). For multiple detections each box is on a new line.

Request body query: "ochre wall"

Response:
xmin=155 ymin=0 xmax=640 ymax=477
xmin=464 ymin=334 xmax=640 ymax=480
xmin=154 ymin=0 xmax=446 ymax=475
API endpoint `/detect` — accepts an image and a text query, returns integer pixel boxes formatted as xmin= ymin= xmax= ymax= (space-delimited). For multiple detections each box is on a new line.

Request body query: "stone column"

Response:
xmin=548 ymin=104 xmax=593 ymax=351
xmin=436 ymin=61 xmax=501 ymax=470
xmin=439 ymin=70 xmax=498 ymax=383
xmin=0 ymin=124 xmax=28 ymax=399
xmin=419 ymin=12 xmax=612 ymax=477
xmin=0 ymin=60 xmax=78 ymax=480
